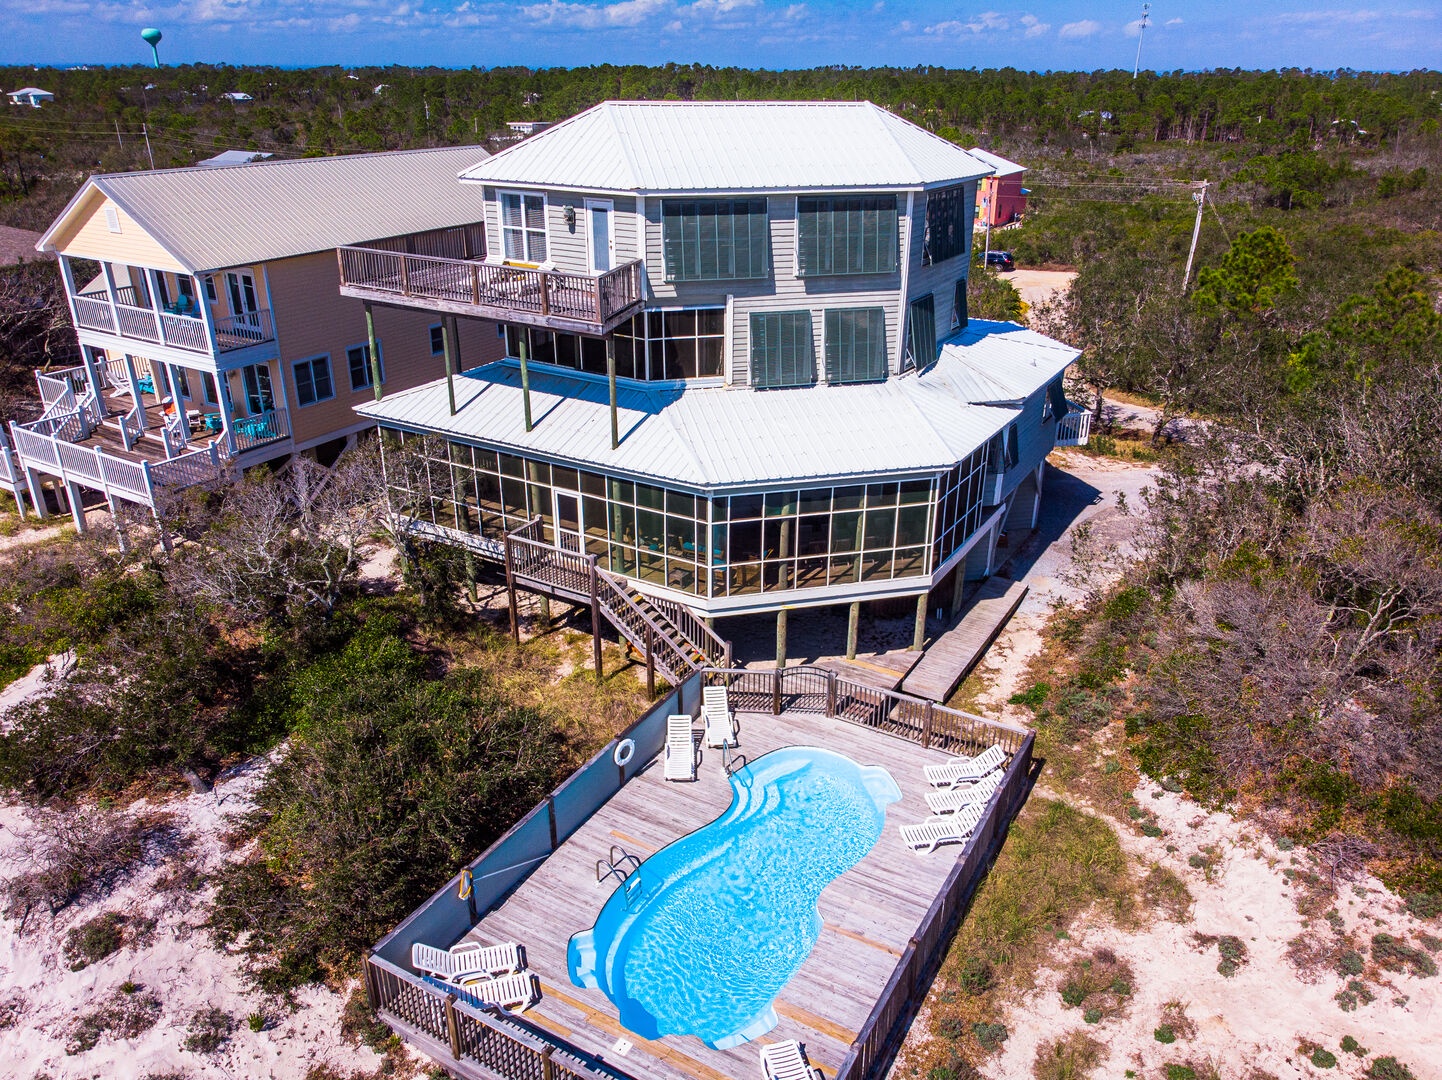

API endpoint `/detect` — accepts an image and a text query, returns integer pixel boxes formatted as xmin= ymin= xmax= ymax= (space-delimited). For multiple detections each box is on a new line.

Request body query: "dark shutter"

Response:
xmin=663 ymin=199 xmax=770 ymax=281
xmin=906 ymin=294 xmax=937 ymax=370
xmin=797 ymin=195 xmax=898 ymax=276
xmin=750 ymin=311 xmax=816 ymax=388
xmin=824 ymin=308 xmax=888 ymax=384
xmin=1047 ymin=377 xmax=1069 ymax=421
xmin=954 ymin=277 xmax=969 ymax=329
xmin=923 ymin=185 xmax=968 ymax=266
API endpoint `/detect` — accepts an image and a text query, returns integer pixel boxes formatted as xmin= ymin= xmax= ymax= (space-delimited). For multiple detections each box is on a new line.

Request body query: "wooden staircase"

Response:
xmin=504 ymin=519 xmax=729 ymax=685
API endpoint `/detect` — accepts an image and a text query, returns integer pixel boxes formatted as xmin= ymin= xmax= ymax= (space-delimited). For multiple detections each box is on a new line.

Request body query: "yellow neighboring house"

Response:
xmin=8 ymin=146 xmax=501 ymax=533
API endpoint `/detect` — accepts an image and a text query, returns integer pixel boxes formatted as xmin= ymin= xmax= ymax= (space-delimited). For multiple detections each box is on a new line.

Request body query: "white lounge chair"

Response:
xmin=759 ymin=1039 xmax=823 ymax=1080
xmin=923 ymin=744 xmax=1007 ymax=788
xmin=453 ymin=970 xmax=541 ymax=1013
xmin=924 ymin=771 xmax=1003 ymax=815
xmin=702 ymin=686 xmax=737 ymax=748
xmin=899 ymin=806 xmax=984 ymax=853
xmin=411 ymin=940 xmax=524 ymax=982
xmin=664 ymin=714 xmax=698 ymax=781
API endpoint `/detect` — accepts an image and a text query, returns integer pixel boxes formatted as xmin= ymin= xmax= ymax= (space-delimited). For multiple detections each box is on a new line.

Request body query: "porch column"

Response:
xmin=441 ymin=315 xmax=456 ymax=416
xmin=121 ymin=353 xmax=147 ymax=432
xmin=775 ymin=607 xmax=788 ymax=670
xmin=846 ymin=601 xmax=860 ymax=660
xmin=606 ymin=338 xmax=618 ymax=449
xmin=99 ymin=261 xmax=123 ymax=333
xmin=912 ymin=593 xmax=927 ymax=652
xmin=1031 ymin=462 xmax=1045 ymax=529
xmin=144 ymin=268 xmax=168 ymax=346
xmin=217 ymin=372 xmax=238 ymax=456
xmin=365 ymin=303 xmax=383 ymax=403
xmin=21 ymin=464 xmax=47 ymax=520
xmin=80 ymin=347 xmax=108 ymax=419
xmin=65 ymin=481 xmax=87 ymax=533
xmin=167 ymin=364 xmax=189 ymax=447
xmin=518 ymin=334 xmax=533 ymax=432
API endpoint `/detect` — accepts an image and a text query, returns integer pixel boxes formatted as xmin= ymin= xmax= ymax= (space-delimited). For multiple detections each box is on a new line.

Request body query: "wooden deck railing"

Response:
xmin=337 ymin=243 xmax=644 ymax=332
xmin=366 ymin=664 xmax=1031 ymax=1080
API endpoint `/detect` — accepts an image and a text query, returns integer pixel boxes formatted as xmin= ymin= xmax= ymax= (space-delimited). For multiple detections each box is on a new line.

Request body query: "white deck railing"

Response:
xmin=1056 ymin=405 xmax=1092 ymax=447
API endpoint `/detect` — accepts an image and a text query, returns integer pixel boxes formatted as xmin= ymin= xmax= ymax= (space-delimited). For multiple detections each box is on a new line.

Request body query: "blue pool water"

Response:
xmin=567 ymin=746 xmax=900 ymax=1049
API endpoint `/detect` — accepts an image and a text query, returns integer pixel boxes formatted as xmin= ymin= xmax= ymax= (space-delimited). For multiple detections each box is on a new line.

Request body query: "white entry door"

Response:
xmin=586 ymin=199 xmax=614 ymax=274
xmin=555 ymin=491 xmax=583 ymax=553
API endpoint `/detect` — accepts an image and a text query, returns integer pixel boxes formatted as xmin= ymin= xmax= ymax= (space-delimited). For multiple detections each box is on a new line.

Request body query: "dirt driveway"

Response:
xmin=1005 ymin=267 xmax=1076 ymax=309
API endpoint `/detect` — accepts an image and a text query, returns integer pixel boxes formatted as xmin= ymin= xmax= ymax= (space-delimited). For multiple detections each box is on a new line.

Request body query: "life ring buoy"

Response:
xmin=613 ymin=738 xmax=636 ymax=768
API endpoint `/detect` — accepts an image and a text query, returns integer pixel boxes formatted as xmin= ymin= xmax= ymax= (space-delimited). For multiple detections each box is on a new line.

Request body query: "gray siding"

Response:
xmin=999 ymin=388 xmax=1056 ymax=498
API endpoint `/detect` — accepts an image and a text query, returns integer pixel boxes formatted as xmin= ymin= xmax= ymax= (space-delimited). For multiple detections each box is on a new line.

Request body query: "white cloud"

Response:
xmin=1058 ymin=18 xmax=1101 ymax=38
xmin=924 ymin=11 xmax=1009 ymax=35
xmin=522 ymin=0 xmax=670 ymax=28
xmin=783 ymin=3 xmax=806 ymax=19
xmin=1165 ymin=17 xmax=1182 ymax=26
xmin=1020 ymin=12 xmax=1049 ymax=37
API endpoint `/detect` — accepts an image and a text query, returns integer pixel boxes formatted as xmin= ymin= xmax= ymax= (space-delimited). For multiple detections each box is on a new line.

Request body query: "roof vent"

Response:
xmin=103 ymin=205 xmax=121 ymax=234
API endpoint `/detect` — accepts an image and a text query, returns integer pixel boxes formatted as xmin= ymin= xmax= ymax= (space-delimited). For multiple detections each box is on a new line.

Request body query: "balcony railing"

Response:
xmin=1055 ymin=405 xmax=1092 ymax=447
xmin=337 ymin=245 xmax=645 ymax=336
xmin=231 ymin=407 xmax=290 ymax=454
xmin=72 ymin=290 xmax=276 ymax=357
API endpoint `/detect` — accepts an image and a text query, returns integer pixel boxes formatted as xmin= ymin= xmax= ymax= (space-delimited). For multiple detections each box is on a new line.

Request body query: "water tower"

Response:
xmin=141 ymin=28 xmax=163 ymax=68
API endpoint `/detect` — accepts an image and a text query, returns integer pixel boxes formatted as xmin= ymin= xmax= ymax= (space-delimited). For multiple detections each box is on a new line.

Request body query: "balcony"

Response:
xmin=1055 ymin=405 xmax=1092 ymax=447
xmin=71 ymin=289 xmax=276 ymax=361
xmin=337 ymin=245 xmax=645 ymax=337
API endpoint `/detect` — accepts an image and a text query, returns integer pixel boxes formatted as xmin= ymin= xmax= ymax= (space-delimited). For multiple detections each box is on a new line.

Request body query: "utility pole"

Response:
xmin=982 ymin=194 xmax=992 ymax=267
xmin=1182 ymin=180 xmax=1207 ymax=291
xmin=142 ymin=123 xmax=155 ymax=170
xmin=1133 ymin=3 xmax=1151 ymax=79
xmin=115 ymin=120 xmax=123 ymax=149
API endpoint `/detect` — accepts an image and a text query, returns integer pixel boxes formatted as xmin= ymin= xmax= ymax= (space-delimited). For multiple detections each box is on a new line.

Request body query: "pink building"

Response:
xmin=968 ymin=148 xmax=1028 ymax=228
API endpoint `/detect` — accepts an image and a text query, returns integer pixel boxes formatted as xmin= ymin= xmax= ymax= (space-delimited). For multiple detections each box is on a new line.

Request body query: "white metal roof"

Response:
xmin=966 ymin=148 xmax=1027 ymax=178
xmin=355 ymin=345 xmax=1052 ymax=490
xmin=38 ymin=145 xmax=491 ymax=273
xmin=459 ymin=101 xmax=994 ymax=195
xmin=936 ymin=320 xmax=1078 ymax=405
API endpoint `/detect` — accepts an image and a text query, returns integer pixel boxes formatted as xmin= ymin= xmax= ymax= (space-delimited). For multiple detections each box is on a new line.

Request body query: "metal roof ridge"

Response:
xmin=655 ymin=383 xmax=712 ymax=486
xmin=460 ymin=102 xmax=612 ymax=181
xmin=603 ymin=101 xmax=647 ymax=192
xmin=866 ymin=102 xmax=928 ymax=186
xmin=891 ymin=368 xmax=966 ymax=460
xmin=95 ymin=143 xmax=490 ymax=184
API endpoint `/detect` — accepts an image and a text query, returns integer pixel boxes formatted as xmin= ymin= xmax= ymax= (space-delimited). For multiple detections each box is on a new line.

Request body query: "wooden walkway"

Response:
xmin=465 ymin=710 xmax=960 ymax=1080
xmin=900 ymin=579 xmax=1029 ymax=702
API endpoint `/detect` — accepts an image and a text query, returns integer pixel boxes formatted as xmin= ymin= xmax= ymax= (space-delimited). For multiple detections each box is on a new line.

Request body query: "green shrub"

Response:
xmin=1083 ymin=1008 xmax=1102 ymax=1024
xmin=1008 ymin=682 xmax=1050 ymax=709
xmin=1337 ymin=949 xmax=1365 ymax=976
xmin=247 ymin=1011 xmax=266 ymax=1033
xmin=1366 ymin=1058 xmax=1416 ymax=1080
xmin=1155 ymin=1025 xmax=1177 ymax=1044
xmin=1060 ymin=981 xmax=1087 ymax=1007
xmin=1163 ymin=1066 xmax=1197 ymax=1080
xmin=1340 ymin=1036 xmax=1367 ymax=1056
xmin=66 ymin=989 xmax=161 ymax=1055
xmin=1217 ymin=935 xmax=1247 ymax=977
xmin=183 ymin=1007 xmax=234 ymax=1054
xmin=339 ymin=989 xmax=391 ymax=1050
xmin=1406 ymin=892 xmax=1441 ymax=920
xmin=1371 ymin=933 xmax=1438 ymax=977
xmin=1141 ymin=823 xmax=1165 ymax=838
xmin=1335 ymin=979 xmax=1375 ymax=1011
xmin=62 ymin=913 xmax=124 ymax=970
xmin=1311 ymin=1048 xmax=1338 ymax=1069
xmin=1276 ymin=837 xmax=1296 ymax=851
xmin=936 ymin=1016 xmax=966 ymax=1039
xmin=972 ymin=1022 xmax=1008 ymax=1052
xmin=957 ymin=954 xmax=993 ymax=996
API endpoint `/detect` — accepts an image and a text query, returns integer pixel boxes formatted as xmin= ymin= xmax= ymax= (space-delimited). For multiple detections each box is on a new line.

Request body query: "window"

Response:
xmin=750 ymin=311 xmax=816 ymax=389
xmin=662 ymin=199 xmax=769 ymax=282
xmin=505 ymin=308 xmax=724 ymax=382
xmin=1046 ymin=377 xmax=1069 ymax=422
xmin=202 ymin=372 xmax=218 ymax=406
xmin=797 ymin=195 xmax=898 ymax=276
xmin=347 ymin=342 xmax=384 ymax=391
xmin=922 ymin=185 xmax=968 ymax=266
xmin=293 ymin=355 xmax=334 ymax=407
xmin=242 ymin=364 xmax=274 ymax=414
xmin=429 ymin=325 xmax=445 ymax=356
xmin=824 ymin=308 xmax=888 ymax=384
xmin=905 ymin=294 xmax=937 ymax=371
xmin=204 ymin=275 xmax=217 ymax=303
xmin=953 ymin=276 xmax=968 ymax=329
xmin=500 ymin=192 xmax=547 ymax=263
xmin=172 ymin=368 xmax=191 ymax=399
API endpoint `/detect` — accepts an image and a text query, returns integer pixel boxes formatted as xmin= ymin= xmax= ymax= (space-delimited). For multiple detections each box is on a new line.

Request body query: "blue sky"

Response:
xmin=4 ymin=1 xmax=1439 ymax=70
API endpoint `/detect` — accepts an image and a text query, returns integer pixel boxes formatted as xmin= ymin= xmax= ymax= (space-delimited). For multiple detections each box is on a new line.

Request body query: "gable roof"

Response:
xmin=459 ymin=101 xmax=994 ymax=195
xmin=38 ymin=145 xmax=491 ymax=274
xmin=936 ymin=320 xmax=1078 ymax=405
xmin=967 ymin=148 xmax=1027 ymax=178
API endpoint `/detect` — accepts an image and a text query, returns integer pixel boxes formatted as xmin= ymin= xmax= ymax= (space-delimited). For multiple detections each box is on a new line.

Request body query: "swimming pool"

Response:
xmin=567 ymin=745 xmax=900 ymax=1049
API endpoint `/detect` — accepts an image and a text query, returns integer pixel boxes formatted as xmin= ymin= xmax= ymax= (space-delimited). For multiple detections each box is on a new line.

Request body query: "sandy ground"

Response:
xmin=0 ymin=757 xmax=386 ymax=1079
xmin=988 ymin=779 xmax=1442 ymax=1080
xmin=1006 ymin=268 xmax=1076 ymax=310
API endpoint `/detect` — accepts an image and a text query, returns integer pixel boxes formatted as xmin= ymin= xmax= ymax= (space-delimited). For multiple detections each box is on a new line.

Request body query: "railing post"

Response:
xmin=400 ymin=254 xmax=411 ymax=296
xmin=503 ymin=533 xmax=520 ymax=644
xmin=547 ymin=794 xmax=558 ymax=851
xmin=539 ymin=270 xmax=550 ymax=316
xmin=589 ymin=555 xmax=603 ymax=684
xmin=140 ymin=459 xmax=156 ymax=507
xmin=772 ymin=668 xmax=782 ymax=716
xmin=922 ymin=701 xmax=935 ymax=748
xmin=471 ymin=262 xmax=481 ymax=305
xmin=826 ymin=671 xmax=837 ymax=718
xmin=542 ymin=1045 xmax=556 ymax=1080
xmin=444 ymin=993 xmax=462 ymax=1059
xmin=363 ymin=952 xmax=379 ymax=1011
xmin=645 ymin=624 xmax=656 ymax=699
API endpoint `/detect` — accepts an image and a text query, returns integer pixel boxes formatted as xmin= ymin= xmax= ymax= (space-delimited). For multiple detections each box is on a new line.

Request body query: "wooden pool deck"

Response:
xmin=464 ymin=709 xmax=961 ymax=1080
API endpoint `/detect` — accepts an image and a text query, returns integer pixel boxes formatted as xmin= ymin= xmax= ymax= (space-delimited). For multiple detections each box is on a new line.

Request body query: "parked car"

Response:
xmin=984 ymin=250 xmax=1015 ymax=272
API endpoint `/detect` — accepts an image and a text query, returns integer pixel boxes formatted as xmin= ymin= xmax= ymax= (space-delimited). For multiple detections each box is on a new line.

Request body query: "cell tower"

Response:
xmin=141 ymin=28 xmax=163 ymax=68
xmin=1132 ymin=4 xmax=1151 ymax=79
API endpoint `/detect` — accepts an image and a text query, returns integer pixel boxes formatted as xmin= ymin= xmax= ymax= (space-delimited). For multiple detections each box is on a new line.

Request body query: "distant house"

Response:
xmin=221 ymin=92 xmax=253 ymax=102
xmin=197 ymin=150 xmax=274 ymax=168
xmin=374 ymin=84 xmax=390 ymax=95
xmin=968 ymin=148 xmax=1028 ymax=228
xmin=8 ymin=87 xmax=54 ymax=108
xmin=506 ymin=121 xmax=551 ymax=137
